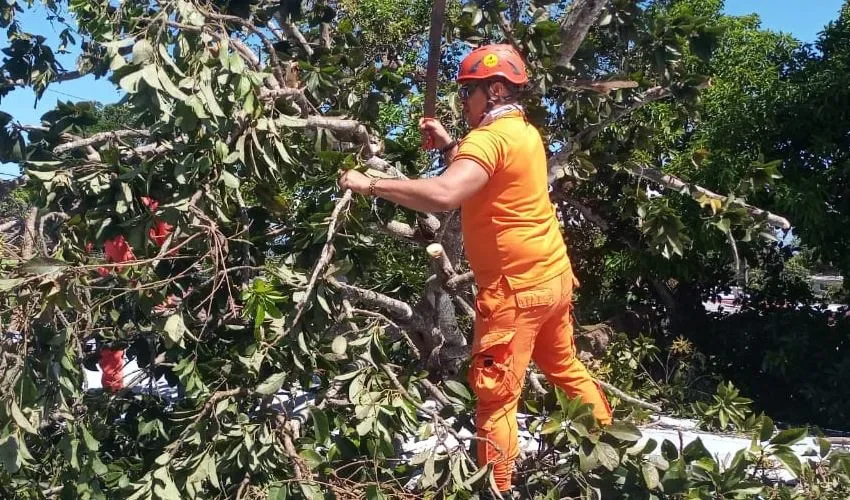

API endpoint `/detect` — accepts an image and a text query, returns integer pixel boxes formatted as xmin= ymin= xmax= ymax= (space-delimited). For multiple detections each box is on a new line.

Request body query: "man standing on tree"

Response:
xmin=338 ymin=44 xmax=612 ymax=494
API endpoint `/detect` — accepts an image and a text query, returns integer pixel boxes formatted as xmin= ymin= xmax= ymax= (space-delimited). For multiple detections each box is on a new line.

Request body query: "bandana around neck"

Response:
xmin=477 ymin=103 xmax=524 ymax=128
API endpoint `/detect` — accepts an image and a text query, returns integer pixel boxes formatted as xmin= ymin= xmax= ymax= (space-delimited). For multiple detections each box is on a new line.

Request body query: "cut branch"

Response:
xmin=557 ymin=0 xmax=607 ymax=67
xmin=444 ymin=272 xmax=474 ymax=292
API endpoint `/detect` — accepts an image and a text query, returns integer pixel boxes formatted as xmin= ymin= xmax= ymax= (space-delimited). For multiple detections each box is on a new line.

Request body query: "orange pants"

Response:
xmin=467 ymin=271 xmax=612 ymax=491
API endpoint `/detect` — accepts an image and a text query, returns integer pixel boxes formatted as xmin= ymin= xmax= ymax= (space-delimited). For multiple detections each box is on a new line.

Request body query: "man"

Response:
xmin=338 ymin=44 xmax=612 ymax=494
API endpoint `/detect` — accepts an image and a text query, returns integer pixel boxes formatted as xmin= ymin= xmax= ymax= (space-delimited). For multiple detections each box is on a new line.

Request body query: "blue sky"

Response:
xmin=1 ymin=0 xmax=847 ymax=177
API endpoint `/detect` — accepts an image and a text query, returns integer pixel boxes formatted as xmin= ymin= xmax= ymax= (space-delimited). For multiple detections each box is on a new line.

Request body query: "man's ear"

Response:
xmin=489 ymin=80 xmax=507 ymax=99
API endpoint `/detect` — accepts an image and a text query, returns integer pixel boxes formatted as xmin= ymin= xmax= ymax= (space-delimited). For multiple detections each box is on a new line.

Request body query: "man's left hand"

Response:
xmin=338 ymin=169 xmax=371 ymax=195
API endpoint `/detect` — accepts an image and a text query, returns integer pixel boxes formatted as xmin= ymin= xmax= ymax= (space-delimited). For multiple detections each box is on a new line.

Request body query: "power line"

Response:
xmin=44 ymin=87 xmax=89 ymax=100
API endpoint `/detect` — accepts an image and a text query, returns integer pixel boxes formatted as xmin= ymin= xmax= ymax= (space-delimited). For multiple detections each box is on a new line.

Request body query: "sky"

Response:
xmin=1 ymin=0 xmax=847 ymax=178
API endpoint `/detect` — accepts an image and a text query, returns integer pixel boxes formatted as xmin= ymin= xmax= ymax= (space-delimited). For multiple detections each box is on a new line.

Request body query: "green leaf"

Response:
xmin=298 ymin=449 xmax=323 ymax=469
xmin=20 ymin=257 xmax=69 ymax=275
xmin=443 ymin=379 xmax=472 ymax=402
xmin=818 ymin=437 xmax=831 ymax=458
xmin=163 ymin=314 xmax=187 ymax=345
xmin=683 ymin=438 xmax=712 ymax=461
xmin=769 ymin=428 xmax=807 ymax=446
xmin=759 ymin=416 xmax=775 ymax=442
xmin=310 ymin=408 xmax=330 ymax=444
xmin=141 ymin=65 xmax=162 ymax=90
xmin=157 ymin=67 xmax=189 ymax=100
xmin=81 ymin=426 xmax=100 ymax=451
xmin=771 ymin=448 xmax=803 ymax=478
xmin=119 ymin=70 xmax=145 ymax=93
xmin=220 ymin=170 xmax=240 ymax=189
xmin=255 ymin=372 xmax=286 ymax=395
xmin=132 ymin=39 xmax=155 ymax=64
xmin=10 ymin=400 xmax=37 ymax=434
xmin=596 ymin=441 xmax=619 ymax=471
xmin=661 ymin=439 xmax=679 ymax=461
xmin=0 ymin=436 xmax=21 ymax=473
xmin=642 ymin=461 xmax=660 ymax=490
xmin=365 ymin=485 xmax=387 ymax=500
xmin=0 ymin=279 xmax=23 ymax=291
xmin=299 ymin=482 xmax=322 ymax=500
xmin=462 ymin=462 xmax=492 ymax=489
xmin=268 ymin=485 xmax=288 ymax=500
xmin=605 ymin=421 xmax=642 ymax=442
xmin=200 ymin=82 xmax=225 ymax=117
xmin=331 ymin=335 xmax=347 ymax=355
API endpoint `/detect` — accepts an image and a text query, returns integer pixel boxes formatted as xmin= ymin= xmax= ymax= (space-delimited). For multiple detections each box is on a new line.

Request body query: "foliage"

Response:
xmin=692 ymin=381 xmax=754 ymax=432
xmin=0 ymin=0 xmax=849 ymax=498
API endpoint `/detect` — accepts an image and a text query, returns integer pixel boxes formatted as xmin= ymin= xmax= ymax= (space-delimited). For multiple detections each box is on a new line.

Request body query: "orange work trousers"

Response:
xmin=467 ymin=271 xmax=612 ymax=491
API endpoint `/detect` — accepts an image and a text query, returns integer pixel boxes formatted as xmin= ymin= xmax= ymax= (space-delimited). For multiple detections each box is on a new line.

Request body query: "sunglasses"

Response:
xmin=458 ymin=83 xmax=480 ymax=101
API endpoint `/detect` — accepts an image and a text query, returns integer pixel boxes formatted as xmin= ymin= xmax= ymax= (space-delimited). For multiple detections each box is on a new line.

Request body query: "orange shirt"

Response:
xmin=454 ymin=110 xmax=571 ymax=290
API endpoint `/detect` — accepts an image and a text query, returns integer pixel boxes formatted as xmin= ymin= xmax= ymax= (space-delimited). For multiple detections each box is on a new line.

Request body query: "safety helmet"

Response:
xmin=457 ymin=44 xmax=529 ymax=86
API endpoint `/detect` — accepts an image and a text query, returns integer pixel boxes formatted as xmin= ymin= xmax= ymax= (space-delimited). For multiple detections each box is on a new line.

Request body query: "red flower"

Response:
xmin=140 ymin=196 xmax=159 ymax=212
xmin=149 ymin=219 xmax=174 ymax=247
xmin=103 ymin=235 xmax=136 ymax=273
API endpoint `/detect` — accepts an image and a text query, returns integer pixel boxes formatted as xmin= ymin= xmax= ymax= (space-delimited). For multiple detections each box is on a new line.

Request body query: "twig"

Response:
xmin=350 ymin=308 xmax=421 ymax=359
xmin=284 ymin=190 xmax=353 ymax=338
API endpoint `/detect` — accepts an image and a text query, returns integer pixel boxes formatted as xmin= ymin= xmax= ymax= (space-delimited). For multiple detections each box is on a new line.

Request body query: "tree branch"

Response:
xmin=52 ymin=129 xmax=150 ymax=155
xmin=546 ymin=84 xmax=790 ymax=229
xmin=598 ymin=380 xmax=663 ymax=413
xmin=557 ymin=0 xmax=607 ymax=67
xmin=629 ymin=165 xmax=791 ymax=229
xmin=557 ymin=79 xmax=640 ymax=94
xmin=20 ymin=207 xmax=37 ymax=260
xmin=558 ymin=195 xmax=610 ymax=231
xmin=325 ymin=276 xmax=414 ymax=321
xmin=2 ymin=70 xmax=86 ymax=89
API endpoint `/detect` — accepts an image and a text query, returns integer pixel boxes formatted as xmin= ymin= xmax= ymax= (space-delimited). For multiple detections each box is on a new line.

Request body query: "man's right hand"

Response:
xmin=419 ymin=117 xmax=453 ymax=151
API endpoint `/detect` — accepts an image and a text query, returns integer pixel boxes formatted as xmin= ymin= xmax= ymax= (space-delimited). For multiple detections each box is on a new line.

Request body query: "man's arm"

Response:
xmin=370 ymin=158 xmax=489 ymax=212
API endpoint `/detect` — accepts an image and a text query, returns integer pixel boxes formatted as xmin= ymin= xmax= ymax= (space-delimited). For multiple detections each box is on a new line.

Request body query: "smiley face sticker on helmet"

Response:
xmin=482 ymin=54 xmax=499 ymax=67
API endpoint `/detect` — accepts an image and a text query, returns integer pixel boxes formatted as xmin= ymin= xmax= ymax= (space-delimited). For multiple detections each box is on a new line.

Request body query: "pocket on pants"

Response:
xmin=474 ymin=279 xmax=506 ymax=321
xmin=469 ymin=333 xmax=521 ymax=405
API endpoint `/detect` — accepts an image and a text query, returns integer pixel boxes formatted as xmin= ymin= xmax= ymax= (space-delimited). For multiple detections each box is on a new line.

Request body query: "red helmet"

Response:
xmin=457 ymin=44 xmax=529 ymax=85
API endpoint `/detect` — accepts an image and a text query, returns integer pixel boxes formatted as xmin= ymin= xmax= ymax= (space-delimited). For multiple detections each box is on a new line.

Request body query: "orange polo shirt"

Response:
xmin=454 ymin=110 xmax=571 ymax=290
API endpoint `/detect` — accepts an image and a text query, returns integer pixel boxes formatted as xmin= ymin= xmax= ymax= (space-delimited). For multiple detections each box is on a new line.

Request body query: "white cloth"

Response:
xmin=477 ymin=103 xmax=524 ymax=128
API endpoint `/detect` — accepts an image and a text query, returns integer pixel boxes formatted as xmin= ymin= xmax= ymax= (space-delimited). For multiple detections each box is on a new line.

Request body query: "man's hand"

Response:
xmin=419 ymin=117 xmax=453 ymax=150
xmin=338 ymin=169 xmax=372 ymax=195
